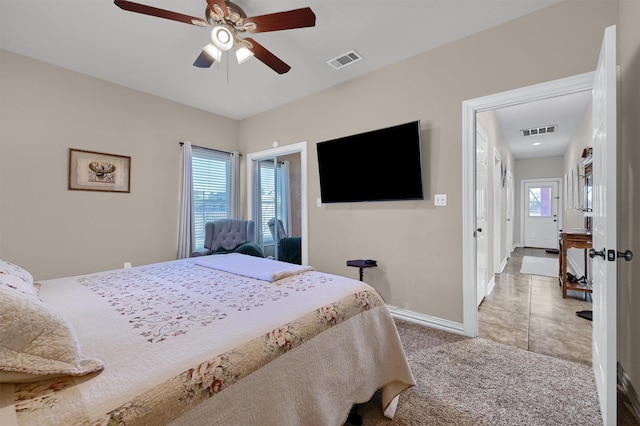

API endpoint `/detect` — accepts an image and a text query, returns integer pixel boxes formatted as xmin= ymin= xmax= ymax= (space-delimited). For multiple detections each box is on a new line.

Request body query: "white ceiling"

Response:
xmin=494 ymin=90 xmax=592 ymax=160
xmin=1 ymin=0 xmax=562 ymax=121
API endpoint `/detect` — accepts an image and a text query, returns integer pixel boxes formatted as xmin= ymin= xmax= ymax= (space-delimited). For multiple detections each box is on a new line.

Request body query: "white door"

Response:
xmin=506 ymin=170 xmax=514 ymax=253
xmin=591 ymin=25 xmax=617 ymax=426
xmin=476 ymin=128 xmax=488 ymax=306
xmin=523 ymin=180 xmax=559 ymax=249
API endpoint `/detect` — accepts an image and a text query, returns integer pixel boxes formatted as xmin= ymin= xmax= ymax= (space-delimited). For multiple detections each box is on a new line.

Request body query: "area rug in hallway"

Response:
xmin=520 ymin=255 xmax=558 ymax=277
xmin=354 ymin=320 xmax=601 ymax=425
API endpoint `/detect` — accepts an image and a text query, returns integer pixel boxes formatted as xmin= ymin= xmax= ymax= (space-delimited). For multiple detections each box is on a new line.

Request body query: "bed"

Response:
xmin=0 ymin=254 xmax=415 ymax=425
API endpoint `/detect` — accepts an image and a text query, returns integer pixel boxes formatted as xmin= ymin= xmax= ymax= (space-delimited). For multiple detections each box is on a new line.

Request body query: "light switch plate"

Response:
xmin=434 ymin=194 xmax=447 ymax=207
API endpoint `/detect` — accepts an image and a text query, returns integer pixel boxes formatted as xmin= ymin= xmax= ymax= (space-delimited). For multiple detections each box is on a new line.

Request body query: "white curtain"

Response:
xmin=229 ymin=150 xmax=241 ymax=218
xmin=177 ymin=141 xmax=194 ymax=259
xmin=279 ymin=160 xmax=292 ymax=232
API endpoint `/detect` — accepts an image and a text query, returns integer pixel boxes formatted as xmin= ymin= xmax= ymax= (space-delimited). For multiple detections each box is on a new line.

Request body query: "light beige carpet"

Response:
xmin=355 ymin=320 xmax=601 ymax=425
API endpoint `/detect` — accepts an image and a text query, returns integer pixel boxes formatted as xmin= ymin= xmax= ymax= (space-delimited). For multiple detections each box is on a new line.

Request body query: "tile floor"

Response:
xmin=479 ymin=247 xmax=593 ymax=365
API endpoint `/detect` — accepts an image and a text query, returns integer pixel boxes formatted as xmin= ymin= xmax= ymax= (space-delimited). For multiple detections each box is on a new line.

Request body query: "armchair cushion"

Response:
xmin=278 ymin=237 xmax=302 ymax=265
xmin=233 ymin=242 xmax=265 ymax=258
xmin=206 ymin=219 xmax=255 ymax=251
xmin=191 ymin=219 xmax=262 ymax=258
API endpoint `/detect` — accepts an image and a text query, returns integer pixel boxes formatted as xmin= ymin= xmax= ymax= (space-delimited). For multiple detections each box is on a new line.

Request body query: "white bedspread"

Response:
xmin=195 ymin=253 xmax=313 ymax=282
xmin=0 ymin=258 xmax=415 ymax=425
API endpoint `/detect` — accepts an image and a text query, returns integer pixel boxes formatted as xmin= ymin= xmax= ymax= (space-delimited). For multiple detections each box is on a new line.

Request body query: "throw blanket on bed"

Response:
xmin=195 ymin=253 xmax=313 ymax=282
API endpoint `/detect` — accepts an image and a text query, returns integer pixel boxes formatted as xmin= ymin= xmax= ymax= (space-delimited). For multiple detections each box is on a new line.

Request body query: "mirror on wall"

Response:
xmin=251 ymin=153 xmax=303 ymax=264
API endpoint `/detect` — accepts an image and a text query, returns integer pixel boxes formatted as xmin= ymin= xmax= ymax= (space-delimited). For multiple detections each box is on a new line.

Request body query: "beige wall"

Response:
xmin=562 ymin=103 xmax=593 ymax=276
xmin=477 ymin=111 xmax=515 ymax=276
xmin=563 ymin=103 xmax=593 ymax=232
xmin=239 ymin=1 xmax=618 ymax=321
xmin=618 ymin=0 xmax=640 ymax=403
xmin=0 ymin=51 xmax=239 ymax=279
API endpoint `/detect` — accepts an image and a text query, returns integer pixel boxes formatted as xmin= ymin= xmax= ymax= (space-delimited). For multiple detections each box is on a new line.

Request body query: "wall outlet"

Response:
xmin=124 ymin=262 xmax=132 ymax=269
xmin=434 ymin=194 xmax=447 ymax=207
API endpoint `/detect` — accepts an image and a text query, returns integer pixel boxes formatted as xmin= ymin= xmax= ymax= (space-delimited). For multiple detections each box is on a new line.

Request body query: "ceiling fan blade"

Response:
xmin=244 ymin=38 xmax=291 ymax=74
xmin=244 ymin=8 xmax=316 ymax=34
xmin=193 ymin=50 xmax=215 ymax=68
xmin=114 ymin=0 xmax=208 ymax=27
xmin=206 ymin=0 xmax=229 ymax=18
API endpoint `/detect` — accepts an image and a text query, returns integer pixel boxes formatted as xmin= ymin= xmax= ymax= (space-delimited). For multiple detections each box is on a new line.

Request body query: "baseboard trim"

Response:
xmin=386 ymin=305 xmax=465 ymax=335
xmin=486 ymin=275 xmax=496 ymax=296
xmin=499 ymin=257 xmax=508 ymax=273
xmin=618 ymin=362 xmax=640 ymax=422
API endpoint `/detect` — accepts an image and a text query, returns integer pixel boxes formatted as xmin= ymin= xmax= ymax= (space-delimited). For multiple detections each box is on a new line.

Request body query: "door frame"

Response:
xmin=246 ymin=141 xmax=309 ymax=265
xmin=461 ymin=71 xmax=594 ymax=337
xmin=520 ymin=178 xmax=562 ymax=249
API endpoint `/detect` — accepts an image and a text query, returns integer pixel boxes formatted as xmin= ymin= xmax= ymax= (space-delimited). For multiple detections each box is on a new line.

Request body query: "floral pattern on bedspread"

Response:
xmin=96 ymin=289 xmax=383 ymax=425
xmin=13 ymin=379 xmax=72 ymax=414
xmin=76 ymin=261 xmax=325 ymax=343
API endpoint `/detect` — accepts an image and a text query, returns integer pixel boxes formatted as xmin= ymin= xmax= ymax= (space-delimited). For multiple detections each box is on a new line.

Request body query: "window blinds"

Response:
xmin=191 ymin=146 xmax=231 ymax=249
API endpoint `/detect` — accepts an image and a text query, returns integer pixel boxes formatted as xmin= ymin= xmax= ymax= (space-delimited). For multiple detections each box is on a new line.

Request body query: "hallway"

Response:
xmin=478 ymin=247 xmax=592 ymax=365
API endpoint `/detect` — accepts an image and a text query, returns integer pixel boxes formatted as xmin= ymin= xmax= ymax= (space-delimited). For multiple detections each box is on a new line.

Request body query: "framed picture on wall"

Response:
xmin=68 ymin=148 xmax=131 ymax=193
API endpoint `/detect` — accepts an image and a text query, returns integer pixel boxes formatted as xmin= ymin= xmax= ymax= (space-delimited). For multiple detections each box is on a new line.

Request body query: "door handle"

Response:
xmin=616 ymin=250 xmax=633 ymax=261
xmin=589 ymin=248 xmax=605 ymax=259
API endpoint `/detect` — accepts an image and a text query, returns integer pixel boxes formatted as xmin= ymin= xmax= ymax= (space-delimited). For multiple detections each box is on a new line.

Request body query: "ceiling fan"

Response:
xmin=114 ymin=0 xmax=316 ymax=74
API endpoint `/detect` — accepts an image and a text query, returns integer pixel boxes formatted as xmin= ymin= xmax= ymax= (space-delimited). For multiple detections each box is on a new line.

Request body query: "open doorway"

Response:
xmin=461 ymin=71 xmax=594 ymax=337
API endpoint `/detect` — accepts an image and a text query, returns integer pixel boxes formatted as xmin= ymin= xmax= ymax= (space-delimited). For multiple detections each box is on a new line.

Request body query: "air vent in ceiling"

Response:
xmin=327 ymin=50 xmax=363 ymax=70
xmin=520 ymin=125 xmax=557 ymax=136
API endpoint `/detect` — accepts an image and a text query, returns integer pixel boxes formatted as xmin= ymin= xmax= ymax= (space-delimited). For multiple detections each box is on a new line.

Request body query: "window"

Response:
xmin=528 ymin=186 xmax=552 ymax=217
xmin=192 ymin=147 xmax=231 ymax=249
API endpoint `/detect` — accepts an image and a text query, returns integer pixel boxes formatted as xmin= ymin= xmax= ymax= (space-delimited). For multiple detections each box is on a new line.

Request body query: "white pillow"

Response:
xmin=0 ymin=259 xmax=36 ymax=296
xmin=0 ymin=282 xmax=104 ymax=383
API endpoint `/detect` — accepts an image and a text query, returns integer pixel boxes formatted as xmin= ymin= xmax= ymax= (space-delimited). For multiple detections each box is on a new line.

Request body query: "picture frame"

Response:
xmin=68 ymin=148 xmax=131 ymax=193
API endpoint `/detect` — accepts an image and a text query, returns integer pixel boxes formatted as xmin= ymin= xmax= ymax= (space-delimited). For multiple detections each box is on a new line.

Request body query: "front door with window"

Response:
xmin=523 ymin=180 xmax=559 ymax=249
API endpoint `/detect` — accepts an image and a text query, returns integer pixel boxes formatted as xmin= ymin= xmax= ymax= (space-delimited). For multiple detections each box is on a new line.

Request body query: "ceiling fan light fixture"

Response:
xmin=203 ymin=43 xmax=222 ymax=62
xmin=235 ymin=45 xmax=254 ymax=64
xmin=211 ymin=25 xmax=234 ymax=51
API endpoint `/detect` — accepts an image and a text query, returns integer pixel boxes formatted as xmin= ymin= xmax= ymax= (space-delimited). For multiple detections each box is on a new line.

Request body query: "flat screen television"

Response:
xmin=316 ymin=120 xmax=424 ymax=203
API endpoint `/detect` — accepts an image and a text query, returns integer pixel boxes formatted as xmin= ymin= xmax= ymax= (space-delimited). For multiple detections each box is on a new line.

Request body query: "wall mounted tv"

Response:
xmin=316 ymin=120 xmax=424 ymax=203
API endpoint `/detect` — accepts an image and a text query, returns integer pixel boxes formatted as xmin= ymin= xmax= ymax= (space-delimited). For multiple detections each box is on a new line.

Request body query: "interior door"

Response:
xmin=476 ymin=128 xmax=488 ymax=306
xmin=506 ymin=170 xmax=514 ymax=253
xmin=523 ymin=180 xmax=559 ymax=249
xmin=590 ymin=25 xmax=617 ymax=426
